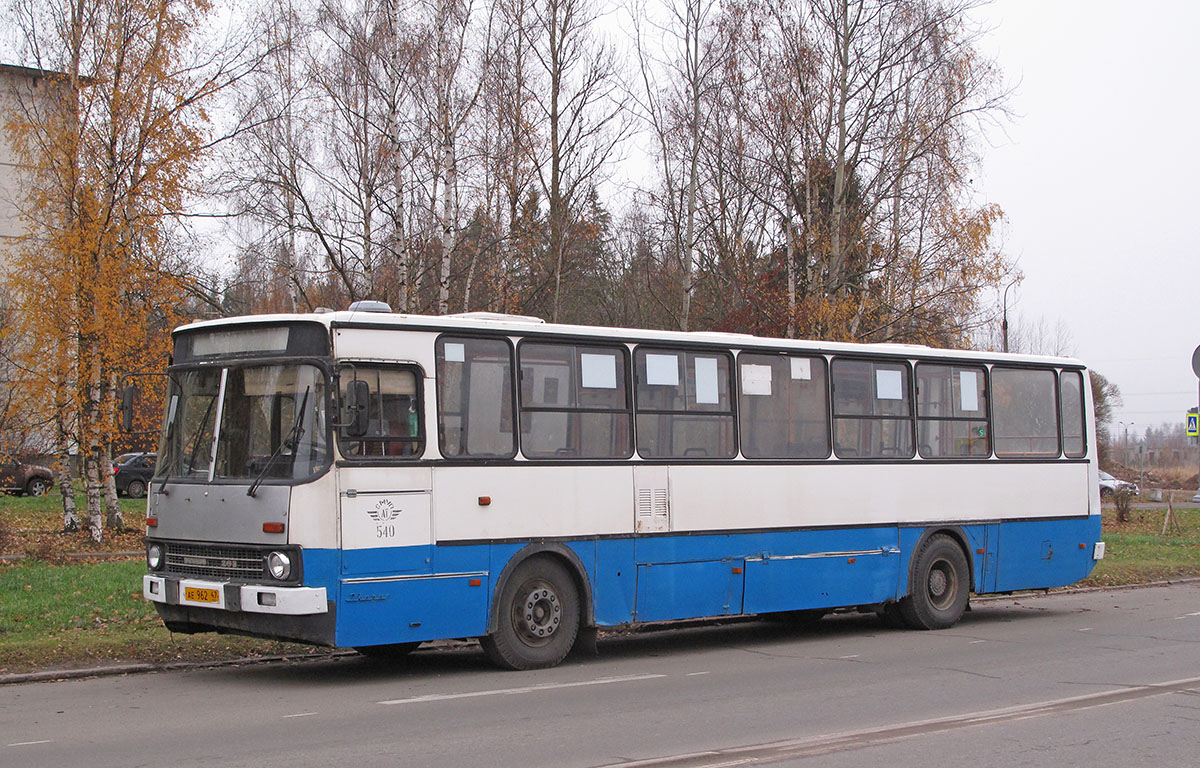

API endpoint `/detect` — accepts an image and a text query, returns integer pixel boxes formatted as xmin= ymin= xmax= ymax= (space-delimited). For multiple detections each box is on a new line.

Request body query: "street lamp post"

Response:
xmin=1001 ymin=279 xmax=1018 ymax=354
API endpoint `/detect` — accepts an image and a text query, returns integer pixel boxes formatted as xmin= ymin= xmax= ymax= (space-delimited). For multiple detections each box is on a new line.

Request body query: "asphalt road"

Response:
xmin=4 ymin=583 xmax=1200 ymax=768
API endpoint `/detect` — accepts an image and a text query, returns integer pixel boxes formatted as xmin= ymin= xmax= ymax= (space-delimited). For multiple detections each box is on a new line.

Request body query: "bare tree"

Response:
xmin=529 ymin=0 xmax=628 ymax=322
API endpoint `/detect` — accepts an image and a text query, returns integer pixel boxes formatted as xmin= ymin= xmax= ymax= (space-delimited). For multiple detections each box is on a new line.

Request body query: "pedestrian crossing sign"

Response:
xmin=1189 ymin=413 xmax=1200 ymax=437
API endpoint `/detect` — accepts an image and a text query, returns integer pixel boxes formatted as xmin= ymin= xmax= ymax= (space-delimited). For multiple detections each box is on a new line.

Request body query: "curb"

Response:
xmin=1 ymin=551 xmax=142 ymax=562
xmin=4 ymin=578 xmax=1199 ymax=687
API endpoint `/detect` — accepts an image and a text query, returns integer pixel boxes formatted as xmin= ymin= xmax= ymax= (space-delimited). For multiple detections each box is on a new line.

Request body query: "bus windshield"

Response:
xmin=155 ymin=363 xmax=329 ymax=484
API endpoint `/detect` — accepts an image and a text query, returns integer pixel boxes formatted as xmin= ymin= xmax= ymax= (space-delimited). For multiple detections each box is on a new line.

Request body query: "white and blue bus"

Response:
xmin=141 ymin=304 xmax=1103 ymax=669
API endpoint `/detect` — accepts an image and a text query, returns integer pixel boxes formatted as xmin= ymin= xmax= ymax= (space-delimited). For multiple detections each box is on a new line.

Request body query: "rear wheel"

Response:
xmin=125 ymin=479 xmax=147 ymax=499
xmin=898 ymin=534 xmax=969 ymax=630
xmin=481 ymin=556 xmax=580 ymax=670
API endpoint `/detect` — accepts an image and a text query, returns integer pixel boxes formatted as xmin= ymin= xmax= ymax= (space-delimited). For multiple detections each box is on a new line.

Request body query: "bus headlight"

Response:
xmin=267 ymin=551 xmax=292 ymax=581
xmin=146 ymin=543 xmax=164 ymax=571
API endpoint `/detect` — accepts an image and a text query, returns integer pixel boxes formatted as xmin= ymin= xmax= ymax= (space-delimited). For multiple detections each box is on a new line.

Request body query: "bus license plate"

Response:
xmin=184 ymin=587 xmax=220 ymax=603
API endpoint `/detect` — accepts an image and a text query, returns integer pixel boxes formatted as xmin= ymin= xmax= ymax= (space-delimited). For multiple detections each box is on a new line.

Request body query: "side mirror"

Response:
xmin=343 ymin=379 xmax=371 ymax=437
xmin=120 ymin=385 xmax=137 ymax=432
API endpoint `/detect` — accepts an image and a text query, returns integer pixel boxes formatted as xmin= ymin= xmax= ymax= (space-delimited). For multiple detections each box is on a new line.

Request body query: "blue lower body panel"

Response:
xmin=300 ymin=515 xmax=1102 ymax=648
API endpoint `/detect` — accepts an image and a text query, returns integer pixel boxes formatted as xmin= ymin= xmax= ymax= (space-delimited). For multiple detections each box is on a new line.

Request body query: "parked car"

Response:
xmin=0 ymin=462 xmax=53 ymax=497
xmin=1099 ymin=469 xmax=1138 ymax=500
xmin=114 ymin=452 xmax=156 ymax=499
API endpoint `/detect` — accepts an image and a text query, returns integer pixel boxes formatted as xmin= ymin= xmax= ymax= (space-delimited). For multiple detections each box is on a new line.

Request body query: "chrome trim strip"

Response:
xmin=341 ymin=570 xmax=488 ymax=585
xmin=341 ymin=488 xmax=432 ymax=498
xmin=746 ymin=547 xmax=895 ymax=562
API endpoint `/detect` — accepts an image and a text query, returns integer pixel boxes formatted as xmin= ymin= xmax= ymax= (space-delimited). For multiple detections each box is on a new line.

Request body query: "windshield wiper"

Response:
xmin=159 ymin=393 xmax=215 ymax=496
xmin=247 ymin=386 xmax=310 ymax=498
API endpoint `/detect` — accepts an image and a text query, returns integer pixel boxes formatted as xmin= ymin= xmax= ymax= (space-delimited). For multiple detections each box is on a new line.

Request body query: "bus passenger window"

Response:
xmin=517 ymin=342 xmax=632 ymax=459
xmin=831 ymin=359 xmax=913 ymax=459
xmin=738 ymin=354 xmax=829 ymax=459
xmin=337 ymin=367 xmax=423 ymax=459
xmin=1060 ymin=370 xmax=1086 ymax=458
xmin=992 ymin=368 xmax=1059 ymax=457
xmin=635 ymin=348 xmax=735 ymax=459
xmin=916 ymin=364 xmax=989 ymax=458
xmin=436 ymin=337 xmax=516 ymax=459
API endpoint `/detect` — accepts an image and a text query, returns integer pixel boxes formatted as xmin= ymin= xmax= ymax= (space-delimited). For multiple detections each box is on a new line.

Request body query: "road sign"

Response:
xmin=1194 ymin=344 xmax=1200 ymax=378
xmin=1189 ymin=413 xmax=1200 ymax=437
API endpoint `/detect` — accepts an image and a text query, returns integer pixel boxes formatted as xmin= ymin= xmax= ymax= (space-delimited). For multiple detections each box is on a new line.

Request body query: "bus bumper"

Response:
xmin=144 ymin=575 xmax=336 ymax=646
xmin=144 ymin=575 xmax=328 ymax=615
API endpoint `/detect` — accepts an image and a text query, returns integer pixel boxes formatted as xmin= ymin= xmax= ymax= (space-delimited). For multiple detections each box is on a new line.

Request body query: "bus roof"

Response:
xmin=176 ymin=309 xmax=1086 ymax=368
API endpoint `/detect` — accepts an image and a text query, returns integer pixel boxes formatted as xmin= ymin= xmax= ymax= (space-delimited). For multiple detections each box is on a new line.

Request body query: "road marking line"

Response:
xmin=7 ymin=740 xmax=52 ymax=747
xmin=687 ymin=672 xmax=711 ymax=677
xmin=1173 ymin=612 xmax=1200 ymax=620
xmin=1078 ymin=627 xmax=1093 ymax=632
xmin=970 ymin=640 xmax=986 ymax=644
xmin=378 ymin=673 xmax=667 ymax=706
xmin=839 ymin=655 xmax=859 ymax=659
xmin=283 ymin=713 xmax=317 ymax=719
xmin=599 ymin=676 xmax=1200 ymax=767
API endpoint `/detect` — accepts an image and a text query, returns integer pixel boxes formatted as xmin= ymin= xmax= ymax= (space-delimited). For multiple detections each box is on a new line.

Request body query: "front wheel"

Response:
xmin=481 ymin=556 xmax=580 ymax=670
xmin=25 ymin=477 xmax=49 ymax=497
xmin=897 ymin=534 xmax=969 ymax=630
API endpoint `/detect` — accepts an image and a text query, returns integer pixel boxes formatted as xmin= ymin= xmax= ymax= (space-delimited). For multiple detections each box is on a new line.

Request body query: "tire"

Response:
xmin=481 ymin=556 xmax=580 ymax=670
xmin=1100 ymin=487 xmax=1113 ymax=501
xmin=354 ymin=642 xmax=421 ymax=659
xmin=897 ymin=534 xmax=969 ymax=630
xmin=126 ymin=479 xmax=147 ymax=499
xmin=25 ymin=477 xmax=49 ymax=497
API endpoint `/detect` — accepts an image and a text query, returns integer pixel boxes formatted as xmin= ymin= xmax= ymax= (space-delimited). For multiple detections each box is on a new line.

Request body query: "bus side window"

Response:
xmin=436 ymin=337 xmax=516 ymax=459
xmin=338 ymin=367 xmax=424 ymax=459
xmin=1060 ymin=370 xmax=1086 ymax=458
xmin=831 ymin=358 xmax=913 ymax=459
xmin=737 ymin=353 xmax=829 ymax=459
xmin=992 ymin=367 xmax=1059 ymax=458
xmin=916 ymin=363 xmax=989 ymax=459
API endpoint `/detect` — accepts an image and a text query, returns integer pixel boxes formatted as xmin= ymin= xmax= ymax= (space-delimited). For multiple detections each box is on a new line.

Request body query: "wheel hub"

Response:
xmin=520 ymin=587 xmax=561 ymax=638
xmin=929 ymin=568 xmax=948 ymax=598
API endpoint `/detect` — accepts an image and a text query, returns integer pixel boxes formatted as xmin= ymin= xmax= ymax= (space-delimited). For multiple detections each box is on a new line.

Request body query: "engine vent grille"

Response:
xmin=163 ymin=542 xmax=264 ymax=581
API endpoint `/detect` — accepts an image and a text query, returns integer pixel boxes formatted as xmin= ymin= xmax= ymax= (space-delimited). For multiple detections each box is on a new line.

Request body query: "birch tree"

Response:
xmin=3 ymin=0 xmax=236 ymax=539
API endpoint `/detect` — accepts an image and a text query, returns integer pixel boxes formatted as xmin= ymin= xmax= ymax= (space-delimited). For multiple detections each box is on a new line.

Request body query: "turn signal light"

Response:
xmin=478 ymin=496 xmax=491 ymax=506
xmin=263 ymin=522 xmax=285 ymax=534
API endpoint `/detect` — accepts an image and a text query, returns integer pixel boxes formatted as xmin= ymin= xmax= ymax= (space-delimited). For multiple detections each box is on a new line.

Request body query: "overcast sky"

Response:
xmin=971 ymin=0 xmax=1199 ymax=439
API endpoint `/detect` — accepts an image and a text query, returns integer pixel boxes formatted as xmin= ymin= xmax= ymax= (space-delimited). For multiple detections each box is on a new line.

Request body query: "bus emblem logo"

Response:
xmin=367 ymin=499 xmax=399 ymax=522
